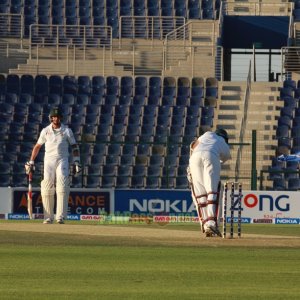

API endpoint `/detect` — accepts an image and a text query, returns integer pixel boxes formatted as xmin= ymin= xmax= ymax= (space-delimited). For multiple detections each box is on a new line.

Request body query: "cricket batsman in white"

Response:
xmin=25 ymin=107 xmax=82 ymax=224
xmin=187 ymin=129 xmax=231 ymax=237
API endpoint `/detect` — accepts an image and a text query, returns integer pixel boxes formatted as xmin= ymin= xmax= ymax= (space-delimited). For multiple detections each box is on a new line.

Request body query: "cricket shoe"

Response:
xmin=56 ymin=218 xmax=64 ymax=224
xmin=205 ymin=228 xmax=214 ymax=237
xmin=206 ymin=224 xmax=222 ymax=237
xmin=43 ymin=218 xmax=53 ymax=224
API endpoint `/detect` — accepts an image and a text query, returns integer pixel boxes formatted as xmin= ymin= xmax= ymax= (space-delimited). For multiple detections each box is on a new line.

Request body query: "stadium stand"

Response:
xmin=0 ymin=0 xmax=298 ymax=191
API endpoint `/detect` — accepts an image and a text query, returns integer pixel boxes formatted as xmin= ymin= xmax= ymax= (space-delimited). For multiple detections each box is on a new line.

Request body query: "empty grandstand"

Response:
xmin=0 ymin=0 xmax=299 ymax=191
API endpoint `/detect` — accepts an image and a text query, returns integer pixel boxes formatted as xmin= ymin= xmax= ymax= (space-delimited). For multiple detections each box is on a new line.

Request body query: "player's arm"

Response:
xmin=30 ymin=143 xmax=42 ymax=161
xmin=25 ymin=143 xmax=42 ymax=174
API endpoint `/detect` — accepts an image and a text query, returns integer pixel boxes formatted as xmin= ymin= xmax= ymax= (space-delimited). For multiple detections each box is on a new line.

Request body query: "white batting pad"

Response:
xmin=41 ymin=179 xmax=55 ymax=220
xmin=56 ymin=176 xmax=70 ymax=221
xmin=207 ymin=193 xmax=218 ymax=219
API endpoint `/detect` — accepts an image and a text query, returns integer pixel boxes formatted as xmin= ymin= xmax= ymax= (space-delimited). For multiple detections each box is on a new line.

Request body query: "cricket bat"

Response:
xmin=27 ymin=172 xmax=33 ymax=219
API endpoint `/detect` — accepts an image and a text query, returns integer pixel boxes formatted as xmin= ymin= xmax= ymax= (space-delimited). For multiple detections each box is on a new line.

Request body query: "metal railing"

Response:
xmin=29 ymin=24 xmax=112 ymax=48
xmin=235 ymin=61 xmax=251 ymax=182
xmin=223 ymin=1 xmax=294 ymax=16
xmin=0 ymin=13 xmax=23 ymax=39
xmin=281 ymin=46 xmax=300 ymax=76
xmin=119 ymin=16 xmax=185 ymax=46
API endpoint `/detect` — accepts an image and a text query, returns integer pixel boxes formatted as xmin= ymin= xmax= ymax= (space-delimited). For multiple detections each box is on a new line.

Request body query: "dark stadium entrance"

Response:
xmin=222 ymin=16 xmax=289 ymax=81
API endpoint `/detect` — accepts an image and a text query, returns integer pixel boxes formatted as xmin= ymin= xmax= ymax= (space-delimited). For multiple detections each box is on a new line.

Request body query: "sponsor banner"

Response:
xmin=34 ymin=214 xmax=44 ymax=220
xmin=67 ymin=214 xmax=80 ymax=221
xmin=252 ymin=218 xmax=274 ymax=224
xmin=12 ymin=189 xmax=111 ymax=216
xmin=225 ymin=217 xmax=251 ymax=224
xmin=8 ymin=214 xmax=30 ymax=220
xmin=81 ymin=215 xmax=104 ymax=221
xmin=275 ymin=218 xmax=300 ymax=224
xmin=114 ymin=190 xmax=197 ymax=216
xmin=239 ymin=191 xmax=299 ymax=219
xmin=153 ymin=215 xmax=178 ymax=223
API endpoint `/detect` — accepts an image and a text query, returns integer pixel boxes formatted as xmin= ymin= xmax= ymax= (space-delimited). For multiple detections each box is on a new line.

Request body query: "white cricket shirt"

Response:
xmin=37 ymin=123 xmax=76 ymax=159
xmin=193 ymin=131 xmax=231 ymax=163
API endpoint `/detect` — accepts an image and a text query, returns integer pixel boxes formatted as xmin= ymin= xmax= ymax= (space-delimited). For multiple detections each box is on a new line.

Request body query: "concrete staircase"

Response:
xmin=164 ymin=20 xmax=217 ymax=78
xmin=214 ymin=81 xmax=284 ymax=190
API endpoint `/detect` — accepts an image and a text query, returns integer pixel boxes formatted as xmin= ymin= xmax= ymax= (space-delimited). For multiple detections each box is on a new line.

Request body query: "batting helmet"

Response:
xmin=215 ymin=128 xmax=229 ymax=144
xmin=49 ymin=106 xmax=63 ymax=122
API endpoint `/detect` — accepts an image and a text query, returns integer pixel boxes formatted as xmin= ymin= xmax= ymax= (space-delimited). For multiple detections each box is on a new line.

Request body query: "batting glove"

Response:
xmin=73 ymin=160 xmax=82 ymax=176
xmin=25 ymin=161 xmax=35 ymax=175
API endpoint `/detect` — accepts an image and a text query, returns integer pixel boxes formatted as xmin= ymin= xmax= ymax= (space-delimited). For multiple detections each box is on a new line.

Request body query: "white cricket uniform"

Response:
xmin=37 ymin=123 xmax=76 ymax=182
xmin=189 ymin=131 xmax=231 ymax=229
xmin=37 ymin=123 xmax=76 ymax=222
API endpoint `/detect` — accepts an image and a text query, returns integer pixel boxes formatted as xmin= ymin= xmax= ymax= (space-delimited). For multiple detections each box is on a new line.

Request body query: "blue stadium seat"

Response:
xmin=120 ymin=76 xmax=133 ymax=96
xmin=0 ymin=74 xmax=5 ymax=96
xmin=5 ymin=93 xmax=18 ymax=104
xmin=134 ymin=76 xmax=147 ymax=96
xmin=284 ymin=79 xmax=296 ymax=91
xmin=6 ymin=74 xmax=20 ymax=94
xmin=49 ymin=75 xmax=63 ymax=95
xmin=202 ymin=8 xmax=215 ymax=20
xmin=102 ymin=165 xmax=116 ymax=177
xmin=146 ymin=176 xmax=160 ymax=188
xmin=133 ymin=95 xmax=146 ymax=106
xmin=86 ymin=176 xmax=101 ymax=188
xmin=116 ymin=176 xmax=131 ymax=188
xmin=63 ymin=76 xmax=78 ymax=96
xmin=117 ymin=165 xmax=132 ymax=177
xmin=188 ymin=7 xmax=201 ymax=19
xmin=147 ymin=95 xmax=160 ymax=105
xmin=176 ymin=95 xmax=189 ymax=106
xmin=287 ymin=178 xmax=300 ymax=191
xmin=149 ymin=76 xmax=162 ymax=96
xmin=92 ymin=75 xmax=105 ymax=95
xmin=278 ymin=116 xmax=292 ymax=129
xmin=205 ymin=77 xmax=218 ymax=104
xmin=273 ymin=178 xmax=286 ymax=191
xmin=90 ymin=94 xmax=102 ymax=106
xmin=134 ymin=7 xmax=146 ymax=17
xmin=62 ymin=94 xmax=75 ymax=105
xmin=157 ymin=114 xmax=170 ymax=127
xmin=92 ymin=143 xmax=107 ymax=156
xmin=106 ymin=76 xmax=119 ymax=95
xmin=175 ymin=177 xmax=190 ymax=190
xmin=129 ymin=104 xmax=143 ymax=117
xmin=90 ymin=153 xmax=105 ymax=165
xmin=177 ymin=77 xmax=190 ymax=97
xmin=77 ymin=76 xmax=91 ymax=95
xmin=280 ymin=106 xmax=294 ymax=119
xmin=276 ymin=125 xmax=290 ymax=139
xmin=285 ymin=161 xmax=299 ymax=180
xmin=132 ymin=165 xmax=146 ymax=177
xmin=120 ymin=0 xmax=132 ymax=16
xmin=34 ymin=75 xmax=48 ymax=95
xmin=137 ymin=144 xmax=150 ymax=156
xmin=131 ymin=176 xmax=145 ymax=188
xmin=76 ymin=94 xmax=89 ymax=105
xmin=161 ymin=95 xmax=174 ymax=106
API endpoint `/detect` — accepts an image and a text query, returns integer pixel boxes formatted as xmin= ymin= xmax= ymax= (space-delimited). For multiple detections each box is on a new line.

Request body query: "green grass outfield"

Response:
xmin=0 ymin=221 xmax=299 ymax=300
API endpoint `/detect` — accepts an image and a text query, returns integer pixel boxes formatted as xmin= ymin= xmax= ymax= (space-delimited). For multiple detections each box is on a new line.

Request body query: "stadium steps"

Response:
xmin=0 ymin=39 xmax=29 ymax=73
xmin=9 ymin=58 xmax=130 ymax=76
xmin=215 ymin=81 xmax=282 ymax=189
xmin=164 ymin=20 xmax=217 ymax=77
xmin=294 ymin=23 xmax=300 ymax=46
